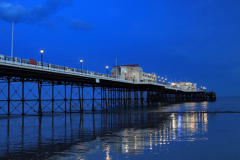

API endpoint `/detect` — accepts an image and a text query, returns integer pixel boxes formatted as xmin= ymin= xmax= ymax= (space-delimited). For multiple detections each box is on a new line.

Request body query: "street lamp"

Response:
xmin=80 ymin=59 xmax=83 ymax=72
xmin=40 ymin=49 xmax=44 ymax=67
xmin=106 ymin=66 xmax=108 ymax=77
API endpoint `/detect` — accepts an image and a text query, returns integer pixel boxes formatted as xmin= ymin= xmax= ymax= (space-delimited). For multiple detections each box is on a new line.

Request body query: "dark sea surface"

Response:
xmin=0 ymin=97 xmax=240 ymax=160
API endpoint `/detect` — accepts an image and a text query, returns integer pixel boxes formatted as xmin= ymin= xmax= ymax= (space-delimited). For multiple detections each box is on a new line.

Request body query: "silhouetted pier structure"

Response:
xmin=0 ymin=55 xmax=216 ymax=116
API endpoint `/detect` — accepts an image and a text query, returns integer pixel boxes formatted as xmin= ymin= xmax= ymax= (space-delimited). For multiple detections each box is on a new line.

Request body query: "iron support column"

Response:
xmin=115 ymin=88 xmax=117 ymax=108
xmin=140 ymin=91 xmax=143 ymax=107
xmin=128 ymin=89 xmax=131 ymax=108
xmin=81 ymin=84 xmax=84 ymax=112
xmin=105 ymin=87 xmax=108 ymax=111
xmin=52 ymin=82 xmax=54 ymax=113
xmin=78 ymin=83 xmax=82 ymax=112
xmin=101 ymin=87 xmax=102 ymax=109
xmin=7 ymin=77 xmax=10 ymax=116
xmin=64 ymin=82 xmax=67 ymax=113
xmin=70 ymin=83 xmax=73 ymax=113
xmin=22 ymin=79 xmax=25 ymax=116
xmin=92 ymin=86 xmax=95 ymax=111
xmin=124 ymin=88 xmax=126 ymax=109
xmin=38 ymin=80 xmax=42 ymax=116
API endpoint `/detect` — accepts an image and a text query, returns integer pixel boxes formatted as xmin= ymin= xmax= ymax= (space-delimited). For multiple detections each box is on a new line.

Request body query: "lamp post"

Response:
xmin=40 ymin=49 xmax=44 ymax=67
xmin=80 ymin=59 xmax=83 ymax=72
xmin=106 ymin=66 xmax=108 ymax=77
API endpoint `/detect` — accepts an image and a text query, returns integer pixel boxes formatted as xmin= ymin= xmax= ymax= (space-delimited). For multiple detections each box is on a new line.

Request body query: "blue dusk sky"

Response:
xmin=0 ymin=0 xmax=240 ymax=97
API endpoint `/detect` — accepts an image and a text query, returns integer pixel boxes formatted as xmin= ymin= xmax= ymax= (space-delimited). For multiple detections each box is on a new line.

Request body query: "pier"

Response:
xmin=0 ymin=55 xmax=216 ymax=116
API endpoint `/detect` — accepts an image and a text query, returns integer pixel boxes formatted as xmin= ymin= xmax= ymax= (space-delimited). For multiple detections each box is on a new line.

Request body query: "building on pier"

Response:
xmin=171 ymin=82 xmax=197 ymax=91
xmin=111 ymin=64 xmax=157 ymax=82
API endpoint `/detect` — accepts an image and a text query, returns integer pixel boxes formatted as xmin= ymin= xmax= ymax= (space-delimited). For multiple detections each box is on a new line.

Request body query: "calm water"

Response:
xmin=1 ymin=97 xmax=240 ymax=160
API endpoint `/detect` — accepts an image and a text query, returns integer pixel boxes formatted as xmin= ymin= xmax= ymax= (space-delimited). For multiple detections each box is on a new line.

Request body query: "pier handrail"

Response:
xmin=0 ymin=54 xmax=203 ymax=92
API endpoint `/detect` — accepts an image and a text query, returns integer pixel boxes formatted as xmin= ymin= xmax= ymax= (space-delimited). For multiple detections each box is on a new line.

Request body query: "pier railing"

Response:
xmin=0 ymin=55 xmax=201 ymax=92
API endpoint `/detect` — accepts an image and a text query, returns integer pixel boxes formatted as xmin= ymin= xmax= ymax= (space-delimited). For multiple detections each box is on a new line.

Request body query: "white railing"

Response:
xmin=0 ymin=55 xmax=201 ymax=92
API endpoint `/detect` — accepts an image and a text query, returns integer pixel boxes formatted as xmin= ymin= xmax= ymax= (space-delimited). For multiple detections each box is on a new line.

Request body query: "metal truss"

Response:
xmin=0 ymin=75 xmax=211 ymax=116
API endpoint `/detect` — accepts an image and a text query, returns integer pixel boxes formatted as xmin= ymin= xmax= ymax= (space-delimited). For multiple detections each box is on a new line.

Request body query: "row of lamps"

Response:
xmin=40 ymin=50 xmax=206 ymax=86
xmin=40 ymin=49 xmax=109 ymax=76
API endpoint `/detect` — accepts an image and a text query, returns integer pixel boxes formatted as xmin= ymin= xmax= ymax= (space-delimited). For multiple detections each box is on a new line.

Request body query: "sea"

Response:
xmin=0 ymin=97 xmax=240 ymax=160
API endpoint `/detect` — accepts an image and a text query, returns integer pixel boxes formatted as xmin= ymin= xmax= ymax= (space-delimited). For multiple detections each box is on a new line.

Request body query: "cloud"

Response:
xmin=68 ymin=19 xmax=95 ymax=30
xmin=0 ymin=2 xmax=29 ymax=23
xmin=0 ymin=0 xmax=95 ymax=31
xmin=0 ymin=0 xmax=72 ymax=23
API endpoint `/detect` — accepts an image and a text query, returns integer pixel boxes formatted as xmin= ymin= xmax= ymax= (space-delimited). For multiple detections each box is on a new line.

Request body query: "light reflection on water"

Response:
xmin=0 ymin=110 xmax=209 ymax=159
xmin=63 ymin=112 xmax=209 ymax=160
xmin=1 ymin=97 xmax=240 ymax=159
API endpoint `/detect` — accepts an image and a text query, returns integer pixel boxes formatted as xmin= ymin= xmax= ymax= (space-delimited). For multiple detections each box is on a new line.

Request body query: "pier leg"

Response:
xmin=108 ymin=87 xmax=110 ymax=110
xmin=92 ymin=86 xmax=95 ymax=111
xmin=128 ymin=89 xmax=131 ymax=108
xmin=110 ymin=88 xmax=113 ymax=109
xmin=161 ymin=90 xmax=163 ymax=106
xmin=64 ymin=82 xmax=67 ymax=113
xmin=101 ymin=87 xmax=102 ymax=109
xmin=116 ymin=88 xmax=119 ymax=108
xmin=105 ymin=87 xmax=108 ymax=111
xmin=78 ymin=83 xmax=82 ymax=112
xmin=38 ymin=80 xmax=42 ymax=116
xmin=140 ymin=91 xmax=143 ymax=107
xmin=22 ymin=79 xmax=25 ymax=116
xmin=147 ymin=89 xmax=149 ymax=108
xmin=7 ymin=77 xmax=10 ymax=116
xmin=120 ymin=88 xmax=122 ymax=108
xmin=134 ymin=89 xmax=138 ymax=108
xmin=81 ymin=84 xmax=84 ymax=112
xmin=115 ymin=88 xmax=117 ymax=108
xmin=52 ymin=82 xmax=54 ymax=114
xmin=70 ymin=83 xmax=73 ymax=113
xmin=124 ymin=88 xmax=126 ymax=109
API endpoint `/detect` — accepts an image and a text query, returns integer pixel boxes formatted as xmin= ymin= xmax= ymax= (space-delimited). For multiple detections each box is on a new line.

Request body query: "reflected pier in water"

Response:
xmin=0 ymin=110 xmax=209 ymax=159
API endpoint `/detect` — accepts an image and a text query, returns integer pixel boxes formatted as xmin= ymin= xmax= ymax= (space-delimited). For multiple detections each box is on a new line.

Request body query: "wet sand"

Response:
xmin=0 ymin=97 xmax=240 ymax=159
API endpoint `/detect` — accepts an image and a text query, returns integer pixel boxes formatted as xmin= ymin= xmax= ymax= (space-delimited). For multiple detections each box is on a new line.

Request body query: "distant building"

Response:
xmin=111 ymin=64 xmax=157 ymax=82
xmin=171 ymin=82 xmax=197 ymax=91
